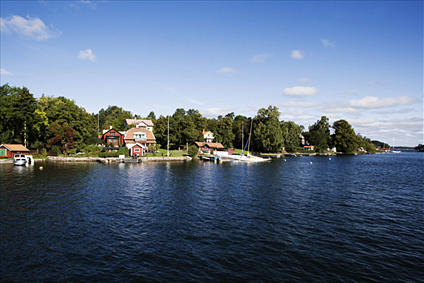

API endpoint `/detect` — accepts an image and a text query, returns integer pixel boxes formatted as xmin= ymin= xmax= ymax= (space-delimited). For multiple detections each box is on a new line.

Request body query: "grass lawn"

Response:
xmin=232 ymin=148 xmax=251 ymax=155
xmin=143 ymin=148 xmax=187 ymax=157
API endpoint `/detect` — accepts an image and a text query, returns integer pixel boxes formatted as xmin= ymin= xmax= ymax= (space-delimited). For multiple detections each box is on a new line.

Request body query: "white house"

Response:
xmin=125 ymin=119 xmax=154 ymax=132
xmin=202 ymin=129 xmax=215 ymax=143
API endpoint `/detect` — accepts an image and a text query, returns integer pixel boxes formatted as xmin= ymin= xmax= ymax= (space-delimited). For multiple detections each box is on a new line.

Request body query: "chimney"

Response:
xmin=110 ymin=126 xmax=112 ymax=129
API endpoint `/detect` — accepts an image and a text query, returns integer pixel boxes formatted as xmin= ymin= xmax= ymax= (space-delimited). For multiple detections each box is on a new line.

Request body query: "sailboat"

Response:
xmin=391 ymin=138 xmax=401 ymax=153
xmin=222 ymin=120 xmax=270 ymax=162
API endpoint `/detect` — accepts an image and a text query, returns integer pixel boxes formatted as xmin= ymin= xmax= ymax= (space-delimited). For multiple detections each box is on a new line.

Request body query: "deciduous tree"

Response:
xmin=252 ymin=106 xmax=283 ymax=153
xmin=332 ymin=119 xmax=358 ymax=153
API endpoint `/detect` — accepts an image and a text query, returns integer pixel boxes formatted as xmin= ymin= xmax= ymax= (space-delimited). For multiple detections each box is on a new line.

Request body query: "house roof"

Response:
xmin=102 ymin=128 xmax=124 ymax=137
xmin=194 ymin=142 xmax=225 ymax=149
xmin=131 ymin=143 xmax=147 ymax=149
xmin=0 ymin=144 xmax=30 ymax=152
xmin=124 ymin=128 xmax=156 ymax=143
xmin=125 ymin=119 xmax=154 ymax=127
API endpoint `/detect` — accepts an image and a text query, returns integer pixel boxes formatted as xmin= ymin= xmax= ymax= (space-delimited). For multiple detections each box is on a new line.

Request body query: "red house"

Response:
xmin=0 ymin=144 xmax=30 ymax=158
xmin=129 ymin=143 xmax=146 ymax=157
xmin=101 ymin=127 xmax=124 ymax=146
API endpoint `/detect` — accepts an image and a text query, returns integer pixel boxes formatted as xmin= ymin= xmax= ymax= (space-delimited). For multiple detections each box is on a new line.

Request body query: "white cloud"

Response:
xmin=320 ymin=39 xmax=335 ymax=48
xmin=250 ymin=53 xmax=272 ymax=63
xmin=349 ymin=117 xmax=424 ymax=146
xmin=366 ymin=80 xmax=389 ymax=86
xmin=278 ymin=101 xmax=319 ymax=108
xmin=323 ymin=106 xmax=358 ymax=114
xmin=1 ymin=15 xmax=60 ymax=41
xmin=291 ymin=50 xmax=304 ymax=59
xmin=348 ymin=96 xmax=416 ymax=109
xmin=184 ymin=96 xmax=203 ymax=105
xmin=1 ymin=68 xmax=12 ymax=75
xmin=78 ymin=49 xmax=96 ymax=62
xmin=66 ymin=0 xmax=97 ymax=9
xmin=280 ymin=110 xmax=305 ymax=117
xmin=217 ymin=67 xmax=236 ymax=73
xmin=200 ymin=108 xmax=235 ymax=118
xmin=298 ymin=78 xmax=311 ymax=83
xmin=283 ymin=86 xmax=318 ymax=96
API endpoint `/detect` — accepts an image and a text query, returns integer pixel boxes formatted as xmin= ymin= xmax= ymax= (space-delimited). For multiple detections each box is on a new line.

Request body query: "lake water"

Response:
xmin=1 ymin=152 xmax=423 ymax=282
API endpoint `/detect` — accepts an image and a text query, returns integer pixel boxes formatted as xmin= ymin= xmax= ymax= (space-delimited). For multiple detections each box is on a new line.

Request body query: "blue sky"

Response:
xmin=1 ymin=1 xmax=423 ymax=146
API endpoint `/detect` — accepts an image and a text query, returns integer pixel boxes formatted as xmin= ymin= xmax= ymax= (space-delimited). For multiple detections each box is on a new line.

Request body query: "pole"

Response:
xmin=167 ymin=115 xmax=170 ymax=157
xmin=247 ymin=118 xmax=253 ymax=154
xmin=242 ymin=121 xmax=244 ymax=151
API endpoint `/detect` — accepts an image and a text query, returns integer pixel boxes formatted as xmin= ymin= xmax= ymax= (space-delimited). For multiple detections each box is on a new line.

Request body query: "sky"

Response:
xmin=1 ymin=1 xmax=423 ymax=147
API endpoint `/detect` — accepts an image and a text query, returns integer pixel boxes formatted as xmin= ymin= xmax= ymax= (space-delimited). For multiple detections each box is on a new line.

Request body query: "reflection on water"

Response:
xmin=1 ymin=153 xmax=423 ymax=281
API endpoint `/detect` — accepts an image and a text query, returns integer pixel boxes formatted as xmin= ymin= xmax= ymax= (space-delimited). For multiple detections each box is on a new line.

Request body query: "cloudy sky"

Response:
xmin=1 ymin=1 xmax=422 ymax=146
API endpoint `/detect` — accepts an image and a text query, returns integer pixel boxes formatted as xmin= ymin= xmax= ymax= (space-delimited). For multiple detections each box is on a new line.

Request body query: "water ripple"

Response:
xmin=1 ymin=153 xmax=423 ymax=282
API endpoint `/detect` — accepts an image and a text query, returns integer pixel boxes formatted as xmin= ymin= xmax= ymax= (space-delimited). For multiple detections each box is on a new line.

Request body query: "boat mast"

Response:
xmin=247 ymin=118 xmax=253 ymax=154
xmin=167 ymin=115 xmax=170 ymax=157
xmin=242 ymin=121 xmax=244 ymax=151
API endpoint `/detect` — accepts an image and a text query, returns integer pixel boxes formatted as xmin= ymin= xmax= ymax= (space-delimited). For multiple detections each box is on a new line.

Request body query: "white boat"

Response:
xmin=223 ymin=131 xmax=270 ymax=162
xmin=223 ymin=154 xmax=270 ymax=162
xmin=391 ymin=138 xmax=401 ymax=153
xmin=13 ymin=154 xmax=27 ymax=166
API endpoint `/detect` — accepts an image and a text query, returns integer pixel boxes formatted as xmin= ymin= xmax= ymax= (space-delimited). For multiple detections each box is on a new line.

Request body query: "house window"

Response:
xmin=0 ymin=149 xmax=6 ymax=157
xmin=110 ymin=132 xmax=115 ymax=136
xmin=134 ymin=148 xmax=140 ymax=152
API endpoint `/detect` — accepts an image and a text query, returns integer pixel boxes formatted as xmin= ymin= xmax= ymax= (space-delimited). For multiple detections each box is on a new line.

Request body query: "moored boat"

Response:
xmin=222 ymin=154 xmax=270 ymax=162
xmin=13 ymin=154 xmax=27 ymax=166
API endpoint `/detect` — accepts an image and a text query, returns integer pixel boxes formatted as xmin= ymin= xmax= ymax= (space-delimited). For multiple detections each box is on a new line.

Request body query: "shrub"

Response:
xmin=99 ymin=152 xmax=119 ymax=158
xmin=117 ymin=147 xmax=129 ymax=157
xmin=188 ymin=145 xmax=198 ymax=158
xmin=51 ymin=145 xmax=62 ymax=154
xmin=85 ymin=145 xmax=102 ymax=153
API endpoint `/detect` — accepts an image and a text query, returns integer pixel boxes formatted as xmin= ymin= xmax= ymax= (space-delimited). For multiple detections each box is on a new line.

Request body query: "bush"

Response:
xmin=99 ymin=152 xmax=119 ymax=158
xmin=117 ymin=147 xmax=129 ymax=157
xmin=84 ymin=145 xmax=103 ymax=153
xmin=67 ymin=148 xmax=77 ymax=155
xmin=51 ymin=145 xmax=62 ymax=154
xmin=188 ymin=145 xmax=198 ymax=158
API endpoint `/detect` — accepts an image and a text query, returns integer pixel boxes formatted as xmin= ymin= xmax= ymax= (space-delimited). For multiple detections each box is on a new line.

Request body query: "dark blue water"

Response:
xmin=1 ymin=153 xmax=423 ymax=282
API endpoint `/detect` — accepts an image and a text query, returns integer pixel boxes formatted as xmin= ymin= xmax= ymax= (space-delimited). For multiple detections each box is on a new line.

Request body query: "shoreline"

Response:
xmin=0 ymin=156 xmax=191 ymax=164
xmin=1 ymin=150 xmax=416 ymax=164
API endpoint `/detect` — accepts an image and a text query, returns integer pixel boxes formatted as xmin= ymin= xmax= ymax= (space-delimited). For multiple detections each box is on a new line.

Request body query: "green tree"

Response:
xmin=98 ymin=105 xmax=133 ymax=131
xmin=356 ymin=134 xmax=376 ymax=153
xmin=147 ymin=111 xmax=156 ymax=121
xmin=0 ymin=85 xmax=39 ymax=146
xmin=252 ymin=106 xmax=283 ymax=153
xmin=232 ymin=116 xmax=249 ymax=149
xmin=32 ymin=109 xmax=49 ymax=145
xmin=153 ymin=115 xmax=169 ymax=148
xmin=188 ymin=145 xmax=198 ymax=158
xmin=308 ymin=116 xmax=331 ymax=152
xmin=39 ymin=95 xmax=97 ymax=148
xmin=216 ymin=114 xmax=235 ymax=148
xmin=332 ymin=119 xmax=358 ymax=153
xmin=281 ymin=121 xmax=304 ymax=152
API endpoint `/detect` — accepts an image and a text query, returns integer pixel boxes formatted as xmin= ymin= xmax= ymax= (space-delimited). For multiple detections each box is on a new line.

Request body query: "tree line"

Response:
xmin=1 ymin=84 xmax=384 ymax=154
